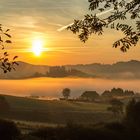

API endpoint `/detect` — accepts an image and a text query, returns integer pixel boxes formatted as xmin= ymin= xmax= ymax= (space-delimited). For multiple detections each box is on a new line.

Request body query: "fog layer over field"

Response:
xmin=0 ymin=78 xmax=140 ymax=99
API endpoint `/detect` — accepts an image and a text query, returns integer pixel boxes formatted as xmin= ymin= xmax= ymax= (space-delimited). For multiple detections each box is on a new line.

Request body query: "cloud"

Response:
xmin=0 ymin=0 xmax=88 ymax=33
xmin=57 ymin=8 xmax=114 ymax=32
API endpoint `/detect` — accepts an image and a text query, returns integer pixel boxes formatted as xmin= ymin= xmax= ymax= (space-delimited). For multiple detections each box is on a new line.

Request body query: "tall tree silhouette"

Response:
xmin=107 ymin=99 xmax=124 ymax=118
xmin=68 ymin=0 xmax=140 ymax=52
xmin=62 ymin=88 xmax=71 ymax=100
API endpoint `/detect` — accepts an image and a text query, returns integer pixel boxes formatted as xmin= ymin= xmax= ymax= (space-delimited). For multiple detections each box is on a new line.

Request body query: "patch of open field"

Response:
xmin=0 ymin=95 xmax=113 ymax=125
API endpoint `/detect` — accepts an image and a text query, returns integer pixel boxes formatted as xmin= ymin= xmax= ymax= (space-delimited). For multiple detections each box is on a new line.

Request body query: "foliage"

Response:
xmin=0 ymin=24 xmax=18 ymax=73
xmin=46 ymin=66 xmax=89 ymax=78
xmin=29 ymin=123 xmax=123 ymax=140
xmin=47 ymin=66 xmax=68 ymax=77
xmin=107 ymin=99 xmax=124 ymax=117
xmin=102 ymin=88 xmax=135 ymax=97
xmin=124 ymin=98 xmax=140 ymax=129
xmin=80 ymin=91 xmax=99 ymax=101
xmin=0 ymin=119 xmax=20 ymax=140
xmin=68 ymin=0 xmax=140 ymax=52
xmin=1 ymin=98 xmax=140 ymax=140
xmin=62 ymin=88 xmax=71 ymax=100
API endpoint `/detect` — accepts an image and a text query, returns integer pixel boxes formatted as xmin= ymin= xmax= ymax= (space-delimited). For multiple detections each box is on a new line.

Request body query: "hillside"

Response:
xmin=0 ymin=95 xmax=111 ymax=125
xmin=66 ymin=60 xmax=140 ymax=79
xmin=0 ymin=61 xmax=49 ymax=79
xmin=0 ymin=60 xmax=140 ymax=79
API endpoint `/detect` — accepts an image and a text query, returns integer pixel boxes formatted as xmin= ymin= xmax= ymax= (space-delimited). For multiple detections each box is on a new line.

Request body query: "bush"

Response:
xmin=0 ymin=119 xmax=20 ymax=140
xmin=29 ymin=123 xmax=124 ymax=140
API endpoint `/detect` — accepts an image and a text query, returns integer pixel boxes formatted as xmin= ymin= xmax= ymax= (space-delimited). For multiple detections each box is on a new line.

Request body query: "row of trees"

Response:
xmin=46 ymin=66 xmax=87 ymax=77
xmin=61 ymin=88 xmax=136 ymax=101
xmin=33 ymin=67 xmax=88 ymax=78
xmin=61 ymin=88 xmax=138 ymax=121
xmin=102 ymin=88 xmax=135 ymax=97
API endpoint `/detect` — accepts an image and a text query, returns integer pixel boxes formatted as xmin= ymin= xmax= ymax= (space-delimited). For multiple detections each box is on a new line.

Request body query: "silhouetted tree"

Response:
xmin=111 ymin=88 xmax=124 ymax=96
xmin=124 ymin=98 xmax=140 ymax=129
xmin=0 ymin=25 xmax=18 ymax=73
xmin=62 ymin=88 xmax=71 ymax=100
xmin=68 ymin=69 xmax=90 ymax=77
xmin=102 ymin=90 xmax=111 ymax=97
xmin=102 ymin=88 xmax=135 ymax=97
xmin=107 ymin=99 xmax=124 ymax=118
xmin=47 ymin=66 xmax=68 ymax=77
xmin=80 ymin=91 xmax=99 ymax=101
xmin=124 ymin=90 xmax=135 ymax=96
xmin=68 ymin=0 xmax=140 ymax=52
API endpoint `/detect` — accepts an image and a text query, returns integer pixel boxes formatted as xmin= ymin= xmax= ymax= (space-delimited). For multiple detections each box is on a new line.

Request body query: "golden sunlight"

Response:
xmin=32 ymin=39 xmax=44 ymax=56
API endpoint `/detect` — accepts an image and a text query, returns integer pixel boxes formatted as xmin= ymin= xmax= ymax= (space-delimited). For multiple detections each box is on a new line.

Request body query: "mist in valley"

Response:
xmin=1 ymin=77 xmax=140 ymax=99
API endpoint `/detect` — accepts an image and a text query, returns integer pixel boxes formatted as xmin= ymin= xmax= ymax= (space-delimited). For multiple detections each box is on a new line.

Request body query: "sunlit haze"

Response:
xmin=1 ymin=0 xmax=140 ymax=65
xmin=32 ymin=39 xmax=44 ymax=56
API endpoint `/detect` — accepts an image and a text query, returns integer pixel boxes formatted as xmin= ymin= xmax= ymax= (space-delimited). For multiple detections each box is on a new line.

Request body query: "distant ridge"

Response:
xmin=0 ymin=60 xmax=140 ymax=79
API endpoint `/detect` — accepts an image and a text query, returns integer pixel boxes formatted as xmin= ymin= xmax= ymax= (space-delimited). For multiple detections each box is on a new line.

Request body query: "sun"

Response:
xmin=32 ymin=39 xmax=43 ymax=56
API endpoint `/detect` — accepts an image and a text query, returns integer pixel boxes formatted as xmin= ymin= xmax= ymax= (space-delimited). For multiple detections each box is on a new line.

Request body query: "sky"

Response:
xmin=0 ymin=0 xmax=140 ymax=65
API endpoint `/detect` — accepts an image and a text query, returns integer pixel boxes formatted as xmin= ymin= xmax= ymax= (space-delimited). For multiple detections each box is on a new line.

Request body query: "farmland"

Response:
xmin=0 ymin=95 xmax=113 ymax=126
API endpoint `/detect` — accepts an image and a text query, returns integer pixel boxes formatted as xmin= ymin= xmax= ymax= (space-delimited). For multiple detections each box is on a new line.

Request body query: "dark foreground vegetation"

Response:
xmin=0 ymin=93 xmax=140 ymax=140
xmin=1 ymin=98 xmax=140 ymax=140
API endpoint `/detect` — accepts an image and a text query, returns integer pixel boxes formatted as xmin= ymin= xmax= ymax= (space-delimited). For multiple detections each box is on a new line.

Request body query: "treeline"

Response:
xmin=61 ymin=88 xmax=137 ymax=102
xmin=46 ymin=66 xmax=89 ymax=77
xmin=102 ymin=88 xmax=135 ymax=97
xmin=32 ymin=66 xmax=89 ymax=78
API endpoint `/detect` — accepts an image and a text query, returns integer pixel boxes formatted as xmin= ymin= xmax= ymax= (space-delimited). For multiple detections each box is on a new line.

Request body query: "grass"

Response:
xmin=0 ymin=95 xmax=113 ymax=126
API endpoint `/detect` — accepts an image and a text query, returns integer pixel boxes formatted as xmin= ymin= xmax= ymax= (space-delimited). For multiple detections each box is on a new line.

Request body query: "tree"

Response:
xmin=102 ymin=90 xmax=111 ymax=97
xmin=80 ymin=91 xmax=99 ymax=101
xmin=107 ymin=99 xmax=124 ymax=118
xmin=62 ymin=88 xmax=71 ymax=100
xmin=124 ymin=98 xmax=140 ymax=128
xmin=124 ymin=90 xmax=135 ymax=96
xmin=0 ymin=25 xmax=18 ymax=73
xmin=68 ymin=0 xmax=140 ymax=52
xmin=111 ymin=88 xmax=124 ymax=96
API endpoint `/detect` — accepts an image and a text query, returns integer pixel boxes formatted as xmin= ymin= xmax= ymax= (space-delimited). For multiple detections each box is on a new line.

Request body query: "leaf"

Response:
xmin=5 ymin=40 xmax=12 ymax=43
xmin=4 ymin=70 xmax=7 ymax=73
xmin=13 ymin=62 xmax=19 ymax=66
xmin=4 ymin=58 xmax=8 ymax=63
xmin=6 ymin=29 xmax=10 ymax=32
xmin=0 ymin=37 xmax=3 ymax=42
xmin=4 ymin=52 xmax=8 ymax=56
xmin=13 ymin=56 xmax=18 ymax=60
xmin=4 ymin=33 xmax=11 ymax=38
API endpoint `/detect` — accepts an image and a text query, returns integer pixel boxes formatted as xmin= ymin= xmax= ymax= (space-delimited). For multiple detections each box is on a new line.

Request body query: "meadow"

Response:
xmin=0 ymin=95 xmax=113 ymax=127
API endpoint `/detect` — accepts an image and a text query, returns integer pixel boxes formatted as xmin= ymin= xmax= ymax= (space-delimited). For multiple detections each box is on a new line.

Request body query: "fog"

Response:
xmin=1 ymin=78 xmax=140 ymax=99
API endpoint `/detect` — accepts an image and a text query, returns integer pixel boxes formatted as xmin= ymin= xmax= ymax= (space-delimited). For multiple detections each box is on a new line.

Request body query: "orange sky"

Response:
xmin=1 ymin=0 xmax=140 ymax=65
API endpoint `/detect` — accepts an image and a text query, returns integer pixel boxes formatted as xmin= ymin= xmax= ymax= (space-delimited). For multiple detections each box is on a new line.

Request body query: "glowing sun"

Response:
xmin=32 ymin=39 xmax=43 ymax=56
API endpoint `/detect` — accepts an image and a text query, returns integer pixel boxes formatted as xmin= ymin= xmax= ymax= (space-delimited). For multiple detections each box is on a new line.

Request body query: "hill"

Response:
xmin=0 ymin=61 xmax=49 ymax=79
xmin=0 ymin=95 xmax=111 ymax=125
xmin=66 ymin=60 xmax=140 ymax=79
xmin=0 ymin=60 xmax=140 ymax=79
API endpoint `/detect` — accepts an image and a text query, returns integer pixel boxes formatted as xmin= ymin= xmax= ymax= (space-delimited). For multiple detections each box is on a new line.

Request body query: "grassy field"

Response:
xmin=0 ymin=95 xmax=114 ymax=126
